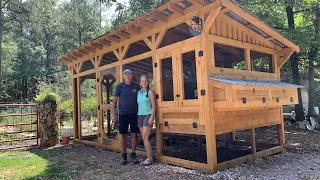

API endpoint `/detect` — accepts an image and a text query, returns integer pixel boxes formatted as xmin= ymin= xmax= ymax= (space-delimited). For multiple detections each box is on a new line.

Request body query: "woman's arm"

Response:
xmin=148 ymin=90 xmax=157 ymax=125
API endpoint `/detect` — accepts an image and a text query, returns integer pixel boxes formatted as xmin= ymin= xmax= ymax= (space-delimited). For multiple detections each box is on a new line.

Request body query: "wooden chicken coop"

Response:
xmin=58 ymin=0 xmax=301 ymax=173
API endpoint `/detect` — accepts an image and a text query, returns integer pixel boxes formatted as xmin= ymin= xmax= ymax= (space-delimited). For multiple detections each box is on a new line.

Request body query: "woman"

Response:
xmin=137 ymin=75 xmax=156 ymax=166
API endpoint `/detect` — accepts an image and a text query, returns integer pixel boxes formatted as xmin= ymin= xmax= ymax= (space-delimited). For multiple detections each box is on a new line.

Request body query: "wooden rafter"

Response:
xmin=78 ymin=49 xmax=89 ymax=55
xmin=138 ymin=19 xmax=153 ymax=29
xmin=117 ymin=31 xmax=130 ymax=39
xmin=99 ymin=39 xmax=111 ymax=46
xmin=168 ymin=3 xmax=184 ymax=15
xmin=72 ymin=52 xmax=83 ymax=58
xmin=152 ymin=11 xmax=168 ymax=22
xmin=220 ymin=0 xmax=300 ymax=52
xmin=220 ymin=8 xmax=229 ymax=14
xmin=67 ymin=53 xmax=77 ymax=60
xmin=219 ymin=13 xmax=278 ymax=50
xmin=204 ymin=6 xmax=221 ymax=32
xmin=126 ymin=25 xmax=140 ymax=34
xmin=84 ymin=46 xmax=95 ymax=52
xmin=91 ymin=43 xmax=103 ymax=50
xmin=189 ymin=0 xmax=207 ymax=7
xmin=106 ymin=35 xmax=120 ymax=43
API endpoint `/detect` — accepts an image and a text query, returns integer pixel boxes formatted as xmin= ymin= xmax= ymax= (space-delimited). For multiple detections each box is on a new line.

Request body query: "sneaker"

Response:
xmin=120 ymin=153 xmax=127 ymax=165
xmin=130 ymin=152 xmax=139 ymax=164
xmin=140 ymin=159 xmax=153 ymax=166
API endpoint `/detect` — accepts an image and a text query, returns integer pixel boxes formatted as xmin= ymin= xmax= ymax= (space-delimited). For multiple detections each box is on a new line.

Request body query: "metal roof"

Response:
xmin=209 ymin=77 xmax=304 ymax=88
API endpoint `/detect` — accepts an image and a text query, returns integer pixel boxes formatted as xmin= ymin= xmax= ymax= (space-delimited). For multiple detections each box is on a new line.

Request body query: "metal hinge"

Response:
xmin=242 ymin=98 xmax=247 ymax=104
xmin=201 ymin=90 xmax=206 ymax=96
xmin=96 ymin=78 xmax=99 ymax=82
xmin=192 ymin=122 xmax=198 ymax=128
xmin=198 ymin=50 xmax=204 ymax=57
xmin=154 ymin=62 xmax=158 ymax=68
xmin=98 ymin=105 xmax=100 ymax=110
xmin=156 ymin=94 xmax=159 ymax=99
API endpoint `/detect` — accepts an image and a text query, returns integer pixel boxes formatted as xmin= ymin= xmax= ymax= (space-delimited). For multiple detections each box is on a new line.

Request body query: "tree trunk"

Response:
xmin=0 ymin=0 xmax=3 ymax=86
xmin=286 ymin=5 xmax=305 ymax=121
xmin=307 ymin=7 xmax=320 ymax=117
xmin=307 ymin=52 xmax=316 ymax=117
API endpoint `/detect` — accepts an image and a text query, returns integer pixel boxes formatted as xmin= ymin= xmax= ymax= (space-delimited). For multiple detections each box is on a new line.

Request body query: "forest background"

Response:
xmin=0 ymin=0 xmax=319 ymax=119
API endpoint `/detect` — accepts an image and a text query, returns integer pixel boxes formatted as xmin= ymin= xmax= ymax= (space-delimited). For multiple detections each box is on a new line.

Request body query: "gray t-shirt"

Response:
xmin=114 ymin=82 xmax=140 ymax=115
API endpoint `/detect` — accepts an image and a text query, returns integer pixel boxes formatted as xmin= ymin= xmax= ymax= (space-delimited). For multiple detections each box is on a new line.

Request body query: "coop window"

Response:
xmin=251 ymin=50 xmax=273 ymax=73
xmin=214 ymin=43 xmax=245 ymax=70
xmin=182 ymin=51 xmax=198 ymax=100
xmin=161 ymin=57 xmax=174 ymax=101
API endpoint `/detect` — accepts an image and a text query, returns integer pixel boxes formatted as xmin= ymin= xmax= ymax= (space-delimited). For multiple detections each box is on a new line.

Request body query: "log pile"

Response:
xmin=38 ymin=101 xmax=58 ymax=147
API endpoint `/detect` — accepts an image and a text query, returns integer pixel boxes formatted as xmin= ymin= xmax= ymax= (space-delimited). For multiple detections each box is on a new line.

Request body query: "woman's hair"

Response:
xmin=140 ymin=75 xmax=150 ymax=97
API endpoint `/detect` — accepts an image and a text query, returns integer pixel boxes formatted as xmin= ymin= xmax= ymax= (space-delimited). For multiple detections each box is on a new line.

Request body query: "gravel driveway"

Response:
xmin=49 ymin=126 xmax=320 ymax=180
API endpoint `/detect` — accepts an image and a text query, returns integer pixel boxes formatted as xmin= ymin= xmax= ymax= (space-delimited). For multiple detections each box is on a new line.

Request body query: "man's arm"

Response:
xmin=112 ymin=96 xmax=119 ymax=121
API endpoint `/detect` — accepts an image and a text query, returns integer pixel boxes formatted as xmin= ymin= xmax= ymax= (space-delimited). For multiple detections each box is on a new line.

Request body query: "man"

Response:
xmin=112 ymin=69 xmax=140 ymax=165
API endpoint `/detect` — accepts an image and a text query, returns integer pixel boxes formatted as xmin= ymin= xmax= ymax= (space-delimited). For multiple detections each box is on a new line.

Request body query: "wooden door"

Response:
xmin=177 ymin=43 xmax=201 ymax=106
xmin=156 ymin=50 xmax=179 ymax=107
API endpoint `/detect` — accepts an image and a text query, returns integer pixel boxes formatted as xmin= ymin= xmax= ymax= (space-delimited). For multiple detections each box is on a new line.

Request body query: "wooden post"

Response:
xmin=96 ymin=72 xmax=103 ymax=144
xmin=278 ymin=108 xmax=285 ymax=146
xmin=245 ymin=48 xmax=251 ymax=71
xmin=250 ymin=128 xmax=256 ymax=154
xmin=72 ymin=78 xmax=78 ymax=139
xmin=107 ymin=79 xmax=111 ymax=136
xmin=201 ymin=14 xmax=217 ymax=172
xmin=77 ymin=77 xmax=82 ymax=139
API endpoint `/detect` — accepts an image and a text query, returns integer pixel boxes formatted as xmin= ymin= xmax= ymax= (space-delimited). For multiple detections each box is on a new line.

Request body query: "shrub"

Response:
xmin=34 ymin=90 xmax=58 ymax=103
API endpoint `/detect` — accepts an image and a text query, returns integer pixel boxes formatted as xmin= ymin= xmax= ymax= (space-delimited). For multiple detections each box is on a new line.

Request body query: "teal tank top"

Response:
xmin=137 ymin=89 xmax=152 ymax=115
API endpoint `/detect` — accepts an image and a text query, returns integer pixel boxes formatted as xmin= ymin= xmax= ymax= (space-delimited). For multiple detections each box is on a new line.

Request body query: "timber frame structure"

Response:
xmin=58 ymin=0 xmax=301 ymax=173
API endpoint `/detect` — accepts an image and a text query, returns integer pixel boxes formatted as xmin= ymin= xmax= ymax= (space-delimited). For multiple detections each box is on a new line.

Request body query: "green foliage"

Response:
xmin=34 ymin=89 xmax=58 ymax=103
xmin=59 ymin=100 xmax=73 ymax=114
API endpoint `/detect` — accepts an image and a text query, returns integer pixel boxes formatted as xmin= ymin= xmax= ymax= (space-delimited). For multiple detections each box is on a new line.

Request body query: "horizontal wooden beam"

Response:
xmin=209 ymin=34 xmax=276 ymax=54
xmin=216 ymin=146 xmax=283 ymax=171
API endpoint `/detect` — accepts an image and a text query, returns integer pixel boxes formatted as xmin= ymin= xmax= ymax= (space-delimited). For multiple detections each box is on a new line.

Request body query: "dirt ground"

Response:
xmin=31 ymin=126 xmax=320 ymax=180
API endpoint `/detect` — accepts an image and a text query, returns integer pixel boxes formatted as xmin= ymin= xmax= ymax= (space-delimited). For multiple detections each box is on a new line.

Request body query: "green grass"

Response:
xmin=0 ymin=148 xmax=79 ymax=180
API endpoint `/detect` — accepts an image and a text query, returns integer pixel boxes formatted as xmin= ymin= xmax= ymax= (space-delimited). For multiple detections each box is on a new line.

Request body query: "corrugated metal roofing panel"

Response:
xmin=209 ymin=77 xmax=303 ymax=88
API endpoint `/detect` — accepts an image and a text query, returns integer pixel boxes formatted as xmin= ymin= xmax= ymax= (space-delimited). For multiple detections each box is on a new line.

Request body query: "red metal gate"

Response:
xmin=0 ymin=104 xmax=38 ymax=150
